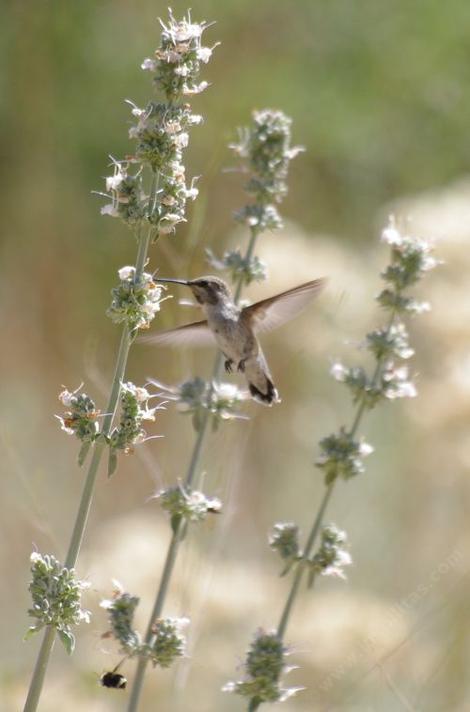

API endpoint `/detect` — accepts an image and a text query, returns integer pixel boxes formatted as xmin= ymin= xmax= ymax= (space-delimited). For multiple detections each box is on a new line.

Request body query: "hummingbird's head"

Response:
xmin=154 ymin=275 xmax=231 ymax=306
xmin=187 ymin=276 xmax=231 ymax=306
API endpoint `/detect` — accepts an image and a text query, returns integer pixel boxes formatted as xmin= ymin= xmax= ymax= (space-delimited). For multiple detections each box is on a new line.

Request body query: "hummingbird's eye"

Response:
xmin=199 ymin=280 xmax=208 ymax=288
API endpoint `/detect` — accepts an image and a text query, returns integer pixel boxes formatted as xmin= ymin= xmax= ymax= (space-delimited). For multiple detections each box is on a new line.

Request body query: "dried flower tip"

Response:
xmin=26 ymin=552 xmax=90 ymax=655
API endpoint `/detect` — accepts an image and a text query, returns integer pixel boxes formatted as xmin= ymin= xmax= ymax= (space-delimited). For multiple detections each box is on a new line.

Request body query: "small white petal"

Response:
xmin=101 ymin=203 xmax=119 ymax=217
xmin=141 ymin=58 xmax=157 ymax=72
xmin=359 ymin=441 xmax=374 ymax=456
xmin=197 ymin=46 xmax=212 ymax=62
xmin=118 ymin=265 xmax=135 ymax=281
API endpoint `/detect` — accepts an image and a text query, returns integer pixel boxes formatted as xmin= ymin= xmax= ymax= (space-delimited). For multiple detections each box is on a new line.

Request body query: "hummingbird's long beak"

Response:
xmin=154 ymin=277 xmax=190 ymax=285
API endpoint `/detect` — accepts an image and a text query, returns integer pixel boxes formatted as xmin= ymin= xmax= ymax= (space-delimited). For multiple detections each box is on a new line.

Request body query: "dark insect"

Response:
xmin=100 ymin=671 xmax=127 ymax=689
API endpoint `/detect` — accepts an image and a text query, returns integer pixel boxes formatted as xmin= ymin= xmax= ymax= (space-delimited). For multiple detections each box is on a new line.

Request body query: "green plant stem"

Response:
xmin=276 ymin=482 xmax=334 ymax=640
xmin=127 ymin=226 xmax=261 ymax=712
xmin=22 ymin=627 xmax=56 ymax=712
xmin=246 ymin=309 xmax=401 ymax=709
xmin=273 ymin=309 xmax=399 ymax=645
xmin=23 ymin=174 xmax=158 ymax=712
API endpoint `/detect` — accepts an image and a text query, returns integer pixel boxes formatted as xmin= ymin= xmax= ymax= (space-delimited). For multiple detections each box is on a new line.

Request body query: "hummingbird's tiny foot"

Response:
xmin=224 ymin=359 xmax=234 ymax=374
xmin=237 ymin=359 xmax=246 ymax=373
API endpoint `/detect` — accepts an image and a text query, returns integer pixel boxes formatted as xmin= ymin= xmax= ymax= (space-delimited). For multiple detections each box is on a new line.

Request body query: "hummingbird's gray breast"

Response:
xmin=204 ymin=302 xmax=257 ymax=362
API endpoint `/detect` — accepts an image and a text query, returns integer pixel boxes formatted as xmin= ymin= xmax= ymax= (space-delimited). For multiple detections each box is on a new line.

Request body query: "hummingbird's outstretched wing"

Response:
xmin=138 ymin=320 xmax=215 ymax=347
xmin=242 ymin=278 xmax=326 ymax=334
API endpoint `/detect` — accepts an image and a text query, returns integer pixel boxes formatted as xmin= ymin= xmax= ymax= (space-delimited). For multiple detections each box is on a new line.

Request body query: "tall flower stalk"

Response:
xmin=224 ymin=219 xmax=438 ymax=710
xmin=23 ymin=10 xmax=211 ymax=712
xmin=125 ymin=110 xmax=302 ymax=711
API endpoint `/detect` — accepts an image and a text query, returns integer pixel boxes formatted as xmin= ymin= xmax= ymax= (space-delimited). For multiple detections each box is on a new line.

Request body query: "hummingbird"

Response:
xmin=140 ymin=275 xmax=326 ymax=405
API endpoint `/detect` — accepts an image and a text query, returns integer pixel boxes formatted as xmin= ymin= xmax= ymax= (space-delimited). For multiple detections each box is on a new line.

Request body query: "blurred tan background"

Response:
xmin=2 ymin=1 xmax=470 ymax=710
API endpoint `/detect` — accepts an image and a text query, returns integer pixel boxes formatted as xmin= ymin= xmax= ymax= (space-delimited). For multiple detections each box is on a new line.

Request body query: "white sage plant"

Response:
xmin=125 ymin=109 xmax=303 ymax=711
xmin=23 ymin=9 xmax=211 ymax=712
xmin=224 ymin=219 xmax=438 ymax=710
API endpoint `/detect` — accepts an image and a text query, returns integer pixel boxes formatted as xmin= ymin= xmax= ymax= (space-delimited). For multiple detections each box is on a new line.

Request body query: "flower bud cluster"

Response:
xmin=144 ymin=617 xmax=189 ymax=668
xmin=128 ymin=102 xmax=201 ymax=236
xmin=108 ymin=383 xmax=159 ymax=475
xmin=100 ymin=10 xmax=215 ymax=238
xmin=101 ymin=585 xmax=188 ymax=669
xmin=141 ymin=10 xmax=216 ymax=101
xmin=231 ymin=109 xmax=303 ymax=232
xmin=366 ymin=322 xmax=414 ymax=361
xmin=107 ymin=266 xmax=166 ymax=332
xmin=234 ymin=203 xmax=283 ymax=232
xmin=316 ymin=428 xmax=373 ymax=485
xmin=331 ymin=362 xmax=417 ymax=408
xmin=157 ymin=484 xmax=221 ymax=533
xmin=101 ymin=585 xmax=141 ymax=654
xmin=308 ymin=524 xmax=352 ymax=584
xmin=376 ymin=289 xmax=430 ymax=316
xmin=100 ymin=162 xmax=146 ymax=225
xmin=380 ymin=218 xmax=439 ymax=292
xmin=109 ymin=382 xmax=157 ymax=452
xmin=206 ymin=247 xmax=267 ymax=286
xmin=26 ymin=552 xmax=90 ymax=655
xmin=56 ymin=387 xmax=99 ymax=443
xmin=269 ymin=522 xmax=301 ymax=576
xmin=224 ymin=630 xmax=300 ymax=704
xmin=330 ymin=219 xmax=437 ymax=424
xmin=153 ymin=377 xmax=247 ymax=432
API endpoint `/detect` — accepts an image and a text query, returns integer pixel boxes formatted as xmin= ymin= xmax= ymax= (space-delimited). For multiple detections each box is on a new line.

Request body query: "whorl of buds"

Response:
xmin=26 ymin=552 xmax=90 ymax=655
xmin=99 ymin=10 xmax=216 ymax=238
xmin=101 ymin=586 xmax=141 ymax=654
xmin=107 ymin=383 xmax=162 ymax=476
xmin=224 ymin=630 xmax=301 ymax=705
xmin=206 ymin=247 xmax=267 ymax=286
xmin=308 ymin=524 xmax=352 ymax=585
xmin=151 ymin=377 xmax=248 ymax=432
xmin=316 ymin=428 xmax=373 ymax=485
xmin=269 ymin=522 xmax=302 ymax=576
xmin=101 ymin=583 xmax=189 ymax=669
xmin=230 ymin=109 xmax=302 ymax=235
xmin=157 ymin=484 xmax=222 ymax=533
xmin=107 ymin=266 xmax=167 ymax=332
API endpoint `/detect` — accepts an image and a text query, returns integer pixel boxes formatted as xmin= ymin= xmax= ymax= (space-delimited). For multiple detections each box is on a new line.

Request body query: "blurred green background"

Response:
xmin=2 ymin=1 xmax=470 ymax=710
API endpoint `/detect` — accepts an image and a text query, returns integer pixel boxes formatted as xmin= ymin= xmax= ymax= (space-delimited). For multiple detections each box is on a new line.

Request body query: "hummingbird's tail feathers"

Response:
xmin=244 ymin=353 xmax=281 ymax=406
xmin=248 ymin=378 xmax=279 ymax=406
